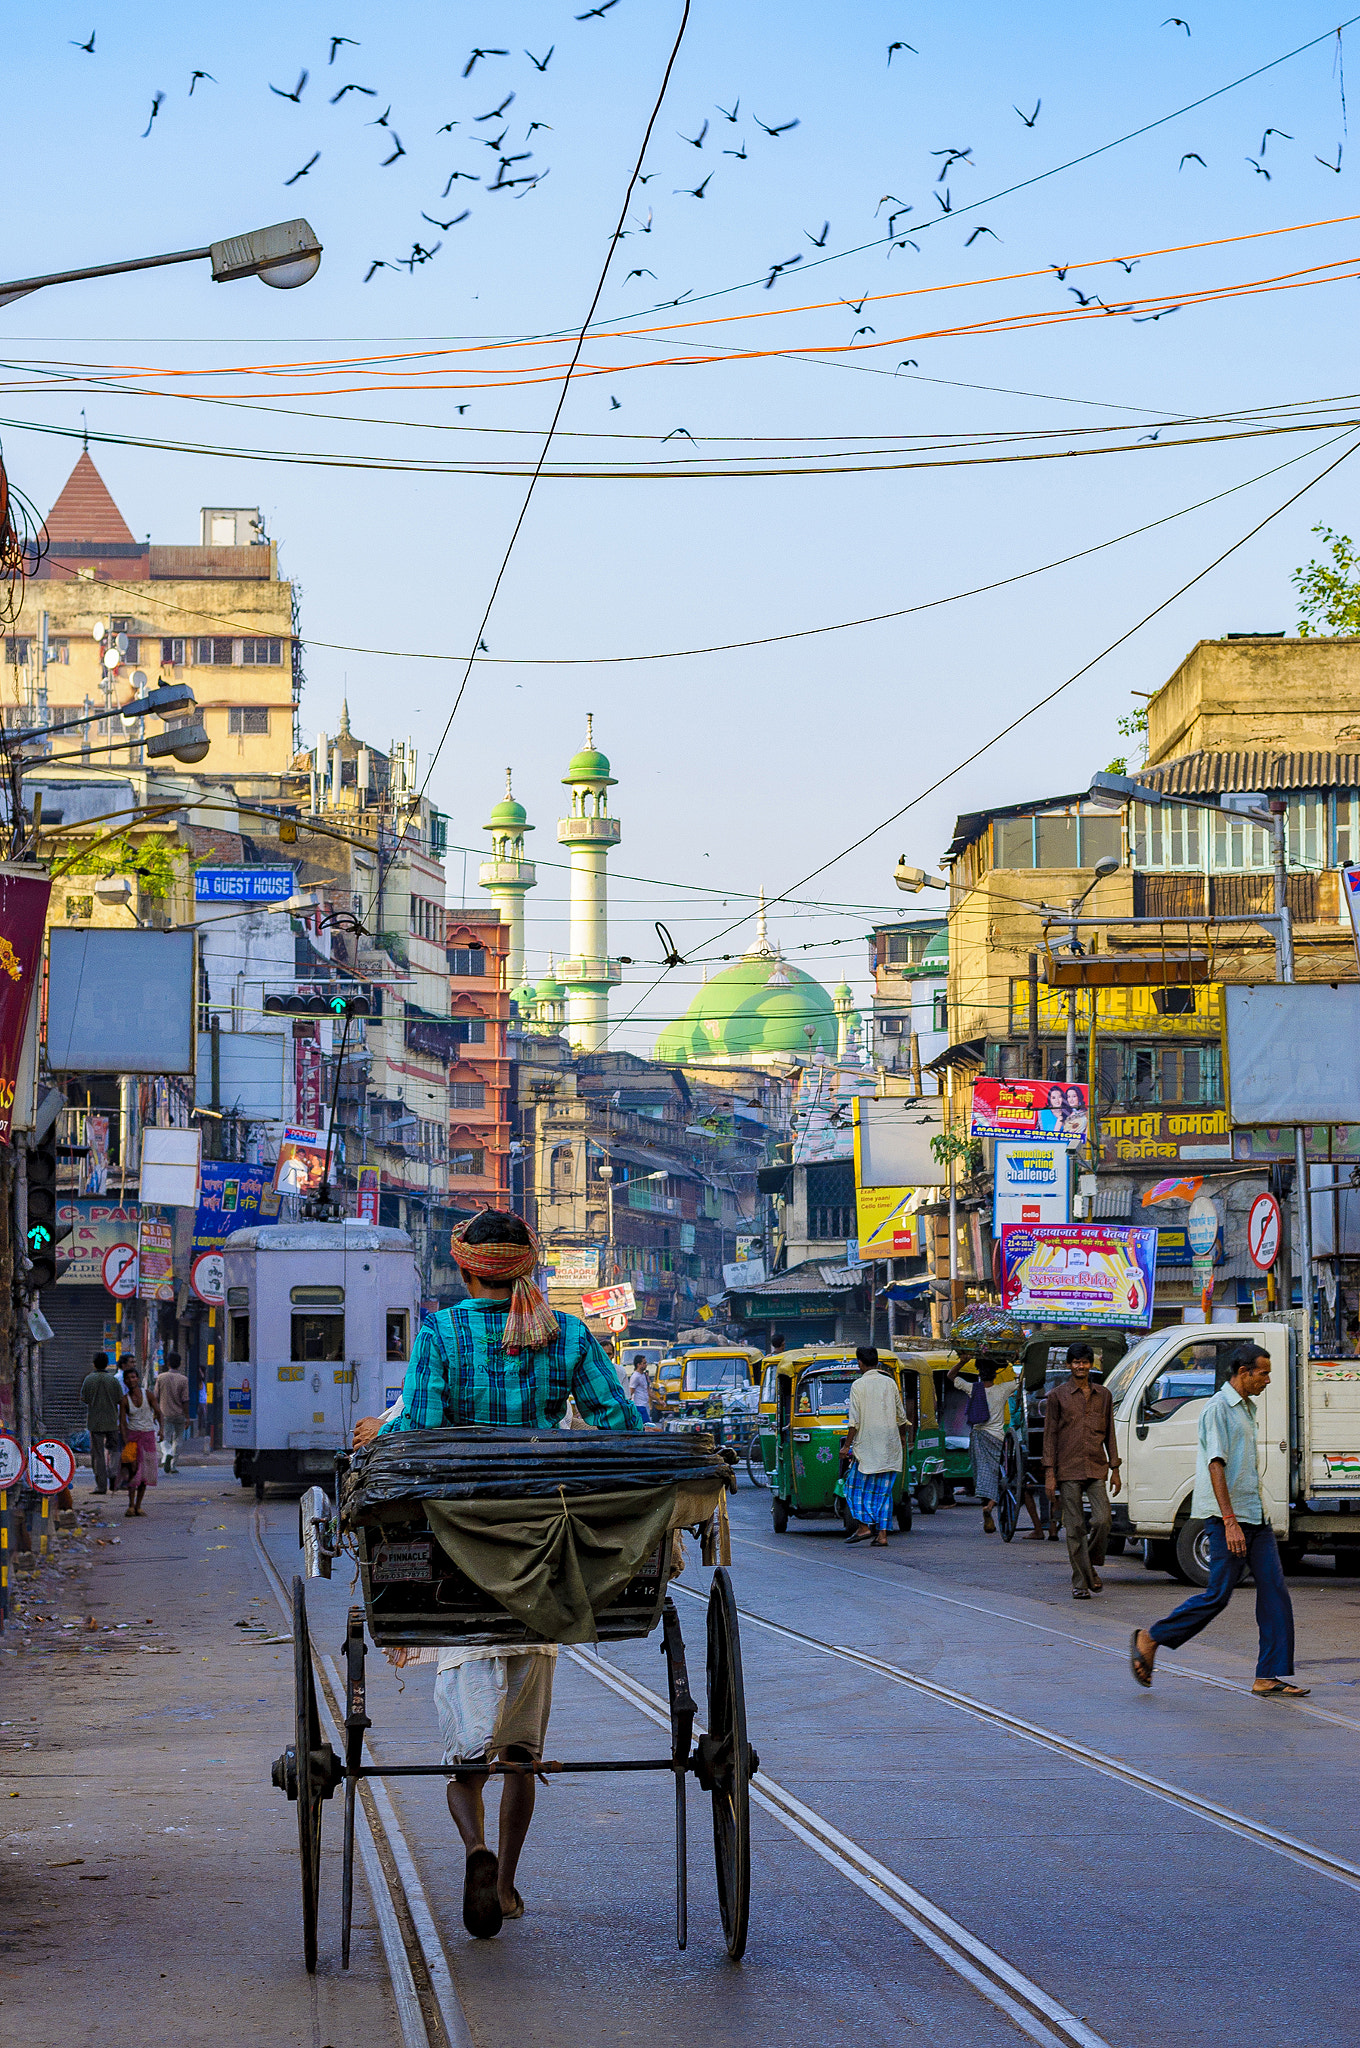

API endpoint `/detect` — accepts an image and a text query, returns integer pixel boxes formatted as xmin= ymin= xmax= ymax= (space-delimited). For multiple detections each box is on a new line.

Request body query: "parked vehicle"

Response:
xmin=768 ymin=1350 xmax=912 ymax=1534
xmin=1108 ymin=1316 xmax=1360 ymax=1584
xmin=657 ymin=1346 xmax=763 ymax=1416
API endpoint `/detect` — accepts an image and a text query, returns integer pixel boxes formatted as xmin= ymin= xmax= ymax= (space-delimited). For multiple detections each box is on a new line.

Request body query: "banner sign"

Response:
xmin=56 ymin=1200 xmax=140 ymax=1285
xmin=294 ymin=1031 xmax=323 ymax=1129
xmin=0 ymin=870 xmax=51 ymax=1141
xmin=545 ymin=1248 xmax=600 ymax=1289
xmin=194 ymin=865 xmax=295 ymax=903
xmin=356 ymin=1166 xmax=380 ymax=1224
xmin=1000 ymin=1222 xmax=1157 ymax=1329
xmin=971 ymin=1077 xmax=1088 ymax=1144
xmin=855 ymin=1184 xmax=920 ymax=1259
xmin=992 ymin=1139 xmax=1070 ymax=1233
xmin=192 ymin=1161 xmax=276 ymax=1253
xmin=273 ymin=1126 xmax=331 ymax=1198
xmin=1102 ymin=1108 xmax=1232 ymax=1165
xmin=136 ymin=1213 xmax=175 ymax=1301
xmin=581 ymin=1282 xmax=636 ymax=1318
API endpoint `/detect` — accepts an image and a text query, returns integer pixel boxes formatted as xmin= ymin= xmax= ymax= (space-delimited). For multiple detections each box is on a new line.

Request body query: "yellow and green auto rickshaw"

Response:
xmin=769 ymin=1350 xmax=913 ymax=1534
xmin=657 ymin=1346 xmax=763 ymax=1417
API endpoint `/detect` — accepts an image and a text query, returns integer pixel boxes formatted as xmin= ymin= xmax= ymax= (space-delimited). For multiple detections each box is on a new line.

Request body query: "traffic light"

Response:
xmin=264 ymin=988 xmax=371 ymax=1018
xmin=24 ymin=1125 xmax=69 ymax=1291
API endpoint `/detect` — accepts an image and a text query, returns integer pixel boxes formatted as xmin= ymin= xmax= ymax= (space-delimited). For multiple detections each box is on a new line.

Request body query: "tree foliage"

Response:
xmin=1292 ymin=523 xmax=1360 ymax=637
xmin=49 ymin=831 xmax=183 ymax=900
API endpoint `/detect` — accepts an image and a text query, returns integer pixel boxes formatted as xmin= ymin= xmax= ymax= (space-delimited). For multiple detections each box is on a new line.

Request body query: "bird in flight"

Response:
xmin=675 ymin=175 xmax=711 ymax=197
xmin=141 ymin=92 xmax=165 ymax=137
xmin=1179 ymin=152 xmax=1205 ymax=169
xmin=887 ymin=41 xmax=917 ymax=63
xmin=382 ymin=134 xmax=406 ymax=165
xmin=842 ymin=296 xmax=868 ymax=315
xmin=71 ymin=29 xmax=95 ymax=52
xmin=1316 ymin=145 xmax=1343 ymax=171
xmin=935 ymin=189 xmax=953 ymax=213
xmin=717 ymin=98 xmax=739 ymax=121
xmin=478 ymin=128 xmax=508 ymax=151
xmin=478 ymin=94 xmax=515 ymax=121
xmin=442 ymin=170 xmax=479 ymax=195
xmin=755 ymin=114 xmax=800 ymax=137
xmin=680 ymin=118 xmax=708 ymax=148
xmin=1245 ymin=155 xmax=1270 ymax=179
xmin=1014 ymin=99 xmax=1040 ymax=126
xmin=329 ymin=37 xmax=358 ymax=64
xmin=463 ymin=48 xmax=508 ymax=76
xmin=527 ymin=120 xmax=552 ymax=138
xmin=331 ymin=83 xmax=376 ymax=101
xmin=1114 ymin=257 xmax=1139 ymax=273
xmin=189 ymin=70 xmax=215 ymax=94
xmin=609 ymin=395 xmax=621 ymax=409
xmin=1260 ymin=127 xmax=1293 ymax=152
xmin=286 ymin=152 xmax=320 ymax=184
xmin=1050 ymin=262 xmax=1070 ymax=280
xmin=626 ymin=267 xmax=656 ymax=280
xmin=1067 ymin=285 xmax=1102 ymax=307
xmin=369 ymin=104 xmax=393 ymax=126
xmin=1162 ymin=16 xmax=1190 ymax=32
xmin=896 ymin=358 xmax=919 ymax=371
xmin=364 ymin=259 xmax=389 ymax=281
xmin=891 ymin=236 xmax=921 ymax=254
xmin=270 ymin=70 xmax=309 ymax=103
xmin=525 ymin=46 xmax=554 ymax=71
xmin=723 ymin=141 xmax=747 ymax=159
xmin=1139 ymin=430 xmax=1162 ymax=442
xmin=401 ymin=241 xmax=441 ymax=271
xmin=805 ymin=221 xmax=830 ymax=247
xmin=932 ymin=146 xmax=972 ymax=177
xmin=764 ymin=255 xmax=802 ymax=288
xmin=423 ymin=210 xmax=469 ymax=230
xmin=1133 ymin=304 xmax=1181 ymax=320
xmin=851 ymin=324 xmax=876 ymax=338
xmin=577 ymin=0 xmax=621 ymax=18
xmin=885 ymin=206 xmax=912 ymax=235
xmin=965 ymin=225 xmax=998 ymax=245
xmin=662 ymin=426 xmax=695 ymax=441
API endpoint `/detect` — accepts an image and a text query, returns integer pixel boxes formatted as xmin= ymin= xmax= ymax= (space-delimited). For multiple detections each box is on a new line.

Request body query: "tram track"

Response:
xmin=666 ymin=1578 xmax=1360 ymax=1897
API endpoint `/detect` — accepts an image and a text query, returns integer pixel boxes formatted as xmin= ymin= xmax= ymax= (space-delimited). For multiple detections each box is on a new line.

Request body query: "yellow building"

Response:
xmin=8 ymin=453 xmax=296 ymax=782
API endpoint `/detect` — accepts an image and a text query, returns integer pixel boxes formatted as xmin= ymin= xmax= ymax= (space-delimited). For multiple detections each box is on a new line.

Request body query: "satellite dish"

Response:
xmin=103 ymin=648 xmax=120 ymax=671
xmin=131 ymin=670 xmax=147 ymax=691
xmin=115 ymin=633 xmax=128 ymax=655
xmin=92 ymin=620 xmax=106 ymax=640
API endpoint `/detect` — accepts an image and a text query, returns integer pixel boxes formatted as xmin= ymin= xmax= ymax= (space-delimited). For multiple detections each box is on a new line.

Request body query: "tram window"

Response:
xmin=291 ymin=1285 xmax=344 ymax=1305
xmin=386 ymin=1311 xmax=409 ymax=1362
xmin=292 ymin=1312 xmax=345 ymax=1363
xmin=227 ymin=1286 xmax=248 ymax=1307
xmin=228 ymin=1311 xmax=250 ymax=1363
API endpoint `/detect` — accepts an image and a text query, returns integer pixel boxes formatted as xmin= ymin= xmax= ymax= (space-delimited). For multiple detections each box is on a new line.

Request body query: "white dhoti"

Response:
xmin=433 ymin=1647 xmax=557 ymax=1765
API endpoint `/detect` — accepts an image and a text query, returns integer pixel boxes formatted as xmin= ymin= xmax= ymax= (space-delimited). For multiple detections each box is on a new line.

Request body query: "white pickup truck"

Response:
xmin=1106 ymin=1316 xmax=1360 ymax=1584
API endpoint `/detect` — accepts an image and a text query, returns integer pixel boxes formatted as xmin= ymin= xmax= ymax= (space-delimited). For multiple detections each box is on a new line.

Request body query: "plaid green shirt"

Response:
xmin=381 ymin=1299 xmax=642 ymax=1434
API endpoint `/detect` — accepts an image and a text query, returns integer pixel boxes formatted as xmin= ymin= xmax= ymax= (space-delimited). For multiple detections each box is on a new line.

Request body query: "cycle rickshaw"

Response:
xmin=995 ymin=1327 xmax=1128 ymax=1541
xmin=270 ymin=1426 xmax=754 ymax=1970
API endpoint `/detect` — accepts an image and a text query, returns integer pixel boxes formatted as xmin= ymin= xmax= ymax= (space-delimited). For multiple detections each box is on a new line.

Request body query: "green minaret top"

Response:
xmin=486 ymin=766 xmax=531 ymax=833
xmin=563 ymin=712 xmax=616 ymax=787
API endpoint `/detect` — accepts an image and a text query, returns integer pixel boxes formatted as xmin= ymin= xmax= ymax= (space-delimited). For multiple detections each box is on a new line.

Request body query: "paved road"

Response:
xmin=7 ymin=1464 xmax=1360 ymax=2047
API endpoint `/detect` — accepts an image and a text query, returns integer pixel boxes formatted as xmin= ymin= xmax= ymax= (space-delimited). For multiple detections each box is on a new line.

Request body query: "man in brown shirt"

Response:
xmin=1043 ymin=1342 xmax=1120 ymax=1599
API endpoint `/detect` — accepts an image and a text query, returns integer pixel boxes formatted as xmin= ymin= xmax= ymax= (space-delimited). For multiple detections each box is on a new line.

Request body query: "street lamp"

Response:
xmin=894 ymin=858 xmax=949 ymax=894
xmin=0 ymin=218 xmax=322 ymax=311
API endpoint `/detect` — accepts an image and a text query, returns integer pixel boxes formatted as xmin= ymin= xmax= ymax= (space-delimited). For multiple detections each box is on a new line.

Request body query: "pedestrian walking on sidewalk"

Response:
xmin=119 ymin=1366 xmax=158 ymax=1518
xmin=80 ymin=1352 xmax=122 ymax=1494
xmin=842 ymin=1346 xmax=907 ymax=1547
xmin=1130 ymin=1343 xmax=1309 ymax=1698
xmin=154 ymin=1351 xmax=190 ymax=1471
xmin=1044 ymin=1341 xmax=1120 ymax=1600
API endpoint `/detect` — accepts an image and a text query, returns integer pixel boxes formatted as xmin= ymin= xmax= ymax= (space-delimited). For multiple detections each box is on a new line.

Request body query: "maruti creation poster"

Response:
xmin=971 ymin=1077 xmax=1089 ymax=1144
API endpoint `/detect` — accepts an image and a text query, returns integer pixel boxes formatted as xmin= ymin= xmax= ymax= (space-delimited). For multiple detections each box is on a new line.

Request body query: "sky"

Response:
xmin=4 ymin=1 xmax=1359 ymax=1051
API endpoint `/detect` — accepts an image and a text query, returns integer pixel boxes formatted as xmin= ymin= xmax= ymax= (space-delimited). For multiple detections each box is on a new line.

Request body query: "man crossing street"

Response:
xmin=1043 ymin=1341 xmax=1120 ymax=1599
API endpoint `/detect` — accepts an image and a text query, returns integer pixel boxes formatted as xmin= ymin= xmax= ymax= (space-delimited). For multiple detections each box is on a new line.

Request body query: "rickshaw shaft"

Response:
xmin=351 ymin=1757 xmax=683 ymax=1778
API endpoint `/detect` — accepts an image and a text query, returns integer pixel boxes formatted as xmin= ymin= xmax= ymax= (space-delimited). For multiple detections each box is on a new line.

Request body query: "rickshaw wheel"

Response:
xmin=771 ymin=1496 xmax=788 ymax=1533
xmin=997 ymin=1435 xmax=1022 ymax=1543
xmin=705 ymin=1567 xmax=751 ymax=1961
xmin=745 ymin=1439 xmax=768 ymax=1488
xmin=916 ymin=1477 xmax=938 ymax=1515
xmin=293 ymin=1576 xmax=324 ymax=1973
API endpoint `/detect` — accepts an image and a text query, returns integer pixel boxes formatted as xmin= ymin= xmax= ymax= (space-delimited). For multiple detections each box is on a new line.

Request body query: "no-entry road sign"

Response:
xmin=1248 ymin=1192 xmax=1282 ymax=1271
xmin=27 ymin=1439 xmax=75 ymax=1495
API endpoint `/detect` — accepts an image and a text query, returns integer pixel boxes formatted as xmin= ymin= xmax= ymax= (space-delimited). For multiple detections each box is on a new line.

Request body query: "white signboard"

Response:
xmin=1224 ymin=983 xmax=1360 ymax=1125
xmin=546 ymin=1249 xmax=600 ymax=1289
xmin=140 ymin=1126 xmax=202 ymax=1208
xmin=853 ymin=1096 xmax=946 ymax=1189
xmin=0 ymin=1429 xmax=24 ymax=1487
xmin=992 ymin=1138 xmax=1071 ymax=1233
xmin=723 ymin=1258 xmax=767 ymax=1289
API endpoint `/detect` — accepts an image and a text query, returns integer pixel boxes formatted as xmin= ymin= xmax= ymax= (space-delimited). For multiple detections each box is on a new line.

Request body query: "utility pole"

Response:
xmin=1270 ymin=799 xmax=1312 ymax=1339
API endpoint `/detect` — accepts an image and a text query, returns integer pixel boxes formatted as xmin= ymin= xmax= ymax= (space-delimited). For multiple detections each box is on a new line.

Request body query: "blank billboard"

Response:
xmin=48 ymin=928 xmax=197 ymax=1075
xmin=1224 ymin=983 xmax=1360 ymax=1126
xmin=854 ymin=1097 xmax=945 ymax=1188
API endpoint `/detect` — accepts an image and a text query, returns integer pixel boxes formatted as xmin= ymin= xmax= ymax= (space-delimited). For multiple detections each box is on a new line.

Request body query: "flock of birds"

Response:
xmin=63 ymin=13 xmax=1351 ymax=385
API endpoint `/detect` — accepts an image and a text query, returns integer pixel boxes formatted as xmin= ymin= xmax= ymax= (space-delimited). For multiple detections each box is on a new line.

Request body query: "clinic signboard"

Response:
xmin=1000 ymin=1222 xmax=1157 ymax=1330
xmin=971 ymin=1078 xmax=1088 ymax=1145
xmin=992 ymin=1138 xmax=1070 ymax=1233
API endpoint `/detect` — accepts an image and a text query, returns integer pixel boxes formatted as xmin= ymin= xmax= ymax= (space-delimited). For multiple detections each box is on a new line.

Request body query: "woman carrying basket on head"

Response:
xmin=351 ymin=1211 xmax=640 ymax=1941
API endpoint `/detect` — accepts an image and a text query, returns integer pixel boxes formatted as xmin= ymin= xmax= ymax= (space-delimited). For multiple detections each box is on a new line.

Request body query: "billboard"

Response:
xmin=791 ymin=1064 xmax=880 ymax=1164
xmin=544 ymin=1248 xmax=600 ymax=1289
xmin=192 ymin=1162 xmax=277 ymax=1254
xmin=581 ymin=1282 xmax=636 ymax=1317
xmin=855 ymin=1184 xmax=921 ymax=1259
xmin=48 ymin=928 xmax=196 ymax=1074
xmin=1000 ymin=1222 xmax=1157 ymax=1330
xmin=0 ymin=869 xmax=51 ymax=1140
xmin=56 ymin=1199 xmax=140 ymax=1285
xmin=1224 ymin=983 xmax=1360 ymax=1126
xmin=852 ymin=1096 xmax=945 ymax=1188
xmin=992 ymin=1139 xmax=1071 ymax=1233
xmin=971 ymin=1077 xmax=1088 ymax=1144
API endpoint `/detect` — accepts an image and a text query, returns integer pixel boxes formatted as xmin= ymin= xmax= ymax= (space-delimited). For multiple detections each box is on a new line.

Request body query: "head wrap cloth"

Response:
xmin=450 ymin=1218 xmax=559 ymax=1355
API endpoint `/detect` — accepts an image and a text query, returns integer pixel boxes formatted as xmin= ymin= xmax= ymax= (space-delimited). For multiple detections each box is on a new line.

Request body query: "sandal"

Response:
xmin=845 ymin=1526 xmax=871 ymax=1544
xmin=500 ymin=1888 xmax=525 ymax=1921
xmin=871 ymin=1534 xmax=888 ymax=1548
xmin=1253 ymin=1679 xmax=1311 ymax=1697
xmin=1129 ymin=1629 xmax=1155 ymax=1689
xmin=462 ymin=1848 xmax=503 ymax=1939
xmin=982 ymin=1511 xmax=996 ymax=1534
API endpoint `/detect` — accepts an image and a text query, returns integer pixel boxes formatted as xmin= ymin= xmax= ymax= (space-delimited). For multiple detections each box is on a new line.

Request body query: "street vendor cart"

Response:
xmin=272 ymin=1426 xmax=755 ymax=1968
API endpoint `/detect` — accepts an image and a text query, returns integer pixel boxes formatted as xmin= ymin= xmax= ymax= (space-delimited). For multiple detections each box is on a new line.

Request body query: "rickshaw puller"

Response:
xmin=352 ymin=1211 xmax=641 ymax=1939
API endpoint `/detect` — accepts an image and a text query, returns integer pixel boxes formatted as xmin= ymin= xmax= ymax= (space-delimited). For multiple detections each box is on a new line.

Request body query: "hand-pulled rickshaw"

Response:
xmin=271 ymin=1427 xmax=755 ymax=1968
xmin=993 ymin=1326 xmax=1128 ymax=1542
xmin=767 ymin=1349 xmax=913 ymax=1534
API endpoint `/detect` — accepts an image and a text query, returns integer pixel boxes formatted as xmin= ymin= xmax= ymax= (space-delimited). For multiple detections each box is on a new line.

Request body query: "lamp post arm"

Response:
xmin=0 ymin=244 xmax=211 ymax=308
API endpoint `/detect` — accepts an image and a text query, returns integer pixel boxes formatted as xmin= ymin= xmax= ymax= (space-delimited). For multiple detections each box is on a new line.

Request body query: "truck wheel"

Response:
xmin=1142 ymin=1537 xmax=1177 ymax=1576
xmin=1335 ymin=1550 xmax=1360 ymax=1576
xmin=772 ymin=1497 xmax=788 ymax=1534
xmin=1174 ymin=1519 xmax=1212 ymax=1589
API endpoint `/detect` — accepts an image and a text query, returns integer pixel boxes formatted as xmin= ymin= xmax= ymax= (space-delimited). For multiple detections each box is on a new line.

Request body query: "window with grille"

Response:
xmin=161 ymin=638 xmax=185 ymax=665
xmin=4 ymin=639 xmax=30 ymax=665
xmin=196 ymin=637 xmax=235 ymax=665
xmin=806 ymin=1161 xmax=855 ymax=1240
xmin=878 ymin=1015 xmax=903 ymax=1036
xmin=882 ymin=930 xmax=933 ymax=966
xmin=452 ymin=1018 xmax=487 ymax=1045
xmin=932 ymin=989 xmax=949 ymax=1032
xmin=1102 ymin=1042 xmax=1223 ymax=1107
xmin=449 ymin=946 xmax=486 ymax=976
xmin=241 ymin=638 xmax=283 ymax=665
xmin=450 ymin=1082 xmax=486 ymax=1109
xmin=228 ymin=706 xmax=269 ymax=735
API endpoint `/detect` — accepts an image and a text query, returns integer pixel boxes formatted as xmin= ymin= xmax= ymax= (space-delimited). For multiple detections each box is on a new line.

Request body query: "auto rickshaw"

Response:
xmin=769 ymin=1349 xmax=912 ymax=1534
xmin=894 ymin=1352 xmax=949 ymax=1513
xmin=657 ymin=1346 xmax=763 ymax=1417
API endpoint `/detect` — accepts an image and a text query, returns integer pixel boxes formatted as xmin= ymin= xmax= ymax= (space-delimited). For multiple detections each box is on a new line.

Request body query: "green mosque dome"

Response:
xmin=486 ymin=768 xmax=530 ymax=832
xmin=513 ymin=983 xmax=537 ymax=1011
xmin=921 ymin=928 xmax=948 ymax=968
xmin=654 ymin=897 xmax=837 ymax=1064
xmin=563 ymin=713 xmax=616 ymax=786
